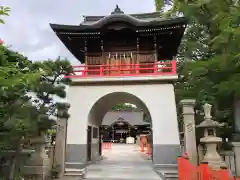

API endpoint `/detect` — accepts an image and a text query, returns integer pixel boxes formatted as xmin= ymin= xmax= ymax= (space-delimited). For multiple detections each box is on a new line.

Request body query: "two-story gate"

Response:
xmin=50 ymin=5 xmax=187 ymax=175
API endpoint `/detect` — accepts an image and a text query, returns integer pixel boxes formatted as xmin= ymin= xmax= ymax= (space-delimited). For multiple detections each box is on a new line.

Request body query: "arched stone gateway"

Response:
xmin=88 ymin=91 xmax=151 ymax=126
xmin=65 ymin=82 xmax=180 ymax=170
xmin=50 ymin=6 xmax=187 ymax=176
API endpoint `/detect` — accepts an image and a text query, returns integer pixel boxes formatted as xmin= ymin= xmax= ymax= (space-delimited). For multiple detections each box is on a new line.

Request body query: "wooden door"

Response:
xmin=108 ymin=53 xmax=120 ymax=75
xmin=120 ymin=56 xmax=131 ymax=75
xmin=113 ymin=56 xmax=121 ymax=75
xmin=86 ymin=56 xmax=101 ymax=76
xmin=106 ymin=52 xmax=135 ymax=75
xmin=139 ymin=54 xmax=155 ymax=74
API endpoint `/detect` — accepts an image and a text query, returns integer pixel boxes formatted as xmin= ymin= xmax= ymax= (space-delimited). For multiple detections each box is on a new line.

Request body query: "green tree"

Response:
xmin=0 ymin=46 xmax=42 ymax=179
xmin=155 ymin=0 xmax=240 ymax=139
xmin=0 ymin=47 xmax=73 ymax=178
xmin=30 ymin=57 xmax=73 ymax=121
xmin=0 ymin=6 xmax=10 ymax=24
xmin=112 ymin=103 xmax=136 ymax=111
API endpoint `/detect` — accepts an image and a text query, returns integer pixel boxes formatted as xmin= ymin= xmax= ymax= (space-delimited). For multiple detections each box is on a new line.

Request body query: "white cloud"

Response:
xmin=0 ymin=0 xmax=155 ymax=63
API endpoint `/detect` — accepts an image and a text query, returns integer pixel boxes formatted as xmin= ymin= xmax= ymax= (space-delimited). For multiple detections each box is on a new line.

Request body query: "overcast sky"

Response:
xmin=0 ymin=0 xmax=155 ymax=65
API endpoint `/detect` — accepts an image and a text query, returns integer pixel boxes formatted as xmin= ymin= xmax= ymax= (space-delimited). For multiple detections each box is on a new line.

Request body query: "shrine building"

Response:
xmin=101 ymin=110 xmax=150 ymax=143
xmin=50 ymin=5 xmax=187 ymax=176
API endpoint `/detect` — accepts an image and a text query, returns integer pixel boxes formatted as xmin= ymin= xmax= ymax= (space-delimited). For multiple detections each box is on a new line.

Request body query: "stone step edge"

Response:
xmin=64 ymin=168 xmax=86 ymax=176
xmin=155 ymin=170 xmax=178 ymax=179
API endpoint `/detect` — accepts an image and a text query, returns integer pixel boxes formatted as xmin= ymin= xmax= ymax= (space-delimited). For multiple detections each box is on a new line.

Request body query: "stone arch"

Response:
xmin=86 ymin=91 xmax=153 ymax=164
xmin=65 ymin=83 xmax=180 ymax=170
xmin=87 ymin=91 xmax=152 ymax=126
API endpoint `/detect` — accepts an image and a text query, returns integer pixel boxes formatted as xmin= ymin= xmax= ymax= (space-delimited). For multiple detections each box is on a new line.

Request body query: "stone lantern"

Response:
xmin=25 ymin=134 xmax=51 ymax=179
xmin=196 ymin=103 xmax=226 ymax=169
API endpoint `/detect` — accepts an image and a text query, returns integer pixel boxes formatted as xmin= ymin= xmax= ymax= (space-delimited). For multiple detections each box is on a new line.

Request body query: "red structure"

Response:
xmin=102 ymin=142 xmax=112 ymax=150
xmin=178 ymin=156 xmax=239 ymax=180
xmin=65 ymin=60 xmax=176 ymax=78
xmin=50 ymin=5 xmax=186 ymax=79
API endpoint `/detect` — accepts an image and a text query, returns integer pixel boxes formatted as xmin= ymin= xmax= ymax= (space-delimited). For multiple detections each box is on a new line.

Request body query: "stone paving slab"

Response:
xmin=60 ymin=177 xmax=158 ymax=180
xmin=85 ymin=144 xmax=162 ymax=180
xmin=60 ymin=144 xmax=162 ymax=180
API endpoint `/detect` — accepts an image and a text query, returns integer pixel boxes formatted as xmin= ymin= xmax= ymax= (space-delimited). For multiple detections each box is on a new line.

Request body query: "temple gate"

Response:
xmin=50 ymin=5 xmax=187 ymax=176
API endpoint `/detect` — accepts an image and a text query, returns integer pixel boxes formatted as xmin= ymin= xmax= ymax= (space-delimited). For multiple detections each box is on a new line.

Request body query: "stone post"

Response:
xmin=232 ymin=142 xmax=240 ymax=176
xmin=180 ymin=99 xmax=198 ymax=164
xmin=54 ymin=103 xmax=70 ymax=178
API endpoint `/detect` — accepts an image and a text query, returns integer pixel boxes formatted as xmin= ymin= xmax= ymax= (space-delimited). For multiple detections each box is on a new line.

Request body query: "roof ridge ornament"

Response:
xmin=111 ymin=4 xmax=124 ymax=14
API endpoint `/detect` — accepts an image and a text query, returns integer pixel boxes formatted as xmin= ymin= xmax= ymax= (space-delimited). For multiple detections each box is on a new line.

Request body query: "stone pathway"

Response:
xmin=85 ymin=144 xmax=162 ymax=180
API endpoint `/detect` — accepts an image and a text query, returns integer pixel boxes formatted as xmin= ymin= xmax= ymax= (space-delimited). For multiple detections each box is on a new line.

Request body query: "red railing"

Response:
xmin=178 ymin=156 xmax=239 ymax=180
xmin=65 ymin=60 xmax=176 ymax=78
xmin=102 ymin=142 xmax=112 ymax=150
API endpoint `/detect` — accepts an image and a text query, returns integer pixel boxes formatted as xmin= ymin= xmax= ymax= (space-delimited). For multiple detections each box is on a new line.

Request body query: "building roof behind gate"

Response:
xmin=102 ymin=111 xmax=149 ymax=126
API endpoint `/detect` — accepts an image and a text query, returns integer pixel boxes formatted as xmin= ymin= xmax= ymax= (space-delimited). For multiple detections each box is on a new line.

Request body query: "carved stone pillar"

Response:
xmin=54 ymin=103 xmax=70 ymax=178
xmin=180 ymin=99 xmax=198 ymax=164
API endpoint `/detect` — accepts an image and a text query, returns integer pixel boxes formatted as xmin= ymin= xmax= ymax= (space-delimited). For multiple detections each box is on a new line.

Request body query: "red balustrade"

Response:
xmin=102 ymin=142 xmax=112 ymax=150
xmin=178 ymin=156 xmax=239 ymax=180
xmin=65 ymin=60 xmax=177 ymax=78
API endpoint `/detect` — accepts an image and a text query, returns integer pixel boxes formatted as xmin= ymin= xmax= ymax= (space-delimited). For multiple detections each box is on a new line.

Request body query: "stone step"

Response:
xmin=64 ymin=168 xmax=85 ymax=178
xmin=155 ymin=169 xmax=178 ymax=180
xmin=163 ymin=172 xmax=178 ymax=178
xmin=87 ymin=165 xmax=153 ymax=169
xmin=62 ymin=175 xmax=84 ymax=179
xmin=86 ymin=179 xmax=161 ymax=180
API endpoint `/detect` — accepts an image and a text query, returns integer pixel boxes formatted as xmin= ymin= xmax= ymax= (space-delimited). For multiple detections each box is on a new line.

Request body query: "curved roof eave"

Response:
xmin=83 ymin=12 xmax=162 ymax=22
xmin=90 ymin=13 xmax=151 ymax=27
xmin=50 ymin=16 xmax=187 ymax=32
xmin=50 ymin=23 xmax=90 ymax=32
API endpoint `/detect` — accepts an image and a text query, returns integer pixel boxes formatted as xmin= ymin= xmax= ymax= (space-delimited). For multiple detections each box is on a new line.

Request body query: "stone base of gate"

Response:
xmin=152 ymin=144 xmax=180 ymax=166
xmin=154 ymin=166 xmax=178 ymax=180
xmin=152 ymin=144 xmax=180 ymax=180
xmin=65 ymin=143 xmax=181 ymax=171
xmin=65 ymin=144 xmax=87 ymax=169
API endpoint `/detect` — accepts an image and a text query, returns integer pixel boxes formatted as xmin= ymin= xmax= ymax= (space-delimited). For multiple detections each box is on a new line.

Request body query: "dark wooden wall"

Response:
xmin=85 ymin=28 xmax=159 ymax=75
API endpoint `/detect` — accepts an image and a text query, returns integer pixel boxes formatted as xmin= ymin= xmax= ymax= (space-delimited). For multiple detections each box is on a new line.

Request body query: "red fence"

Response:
xmin=102 ymin=142 xmax=112 ymax=150
xmin=178 ymin=157 xmax=239 ymax=180
xmin=65 ymin=60 xmax=176 ymax=78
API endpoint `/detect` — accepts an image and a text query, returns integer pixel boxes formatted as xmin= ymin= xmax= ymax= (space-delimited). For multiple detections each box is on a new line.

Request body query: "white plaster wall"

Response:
xmin=66 ymin=83 xmax=180 ymax=146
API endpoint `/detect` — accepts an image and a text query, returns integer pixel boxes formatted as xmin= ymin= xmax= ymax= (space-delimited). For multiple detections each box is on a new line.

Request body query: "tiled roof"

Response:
xmin=82 ymin=12 xmax=162 ymax=24
xmin=102 ymin=111 xmax=149 ymax=126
